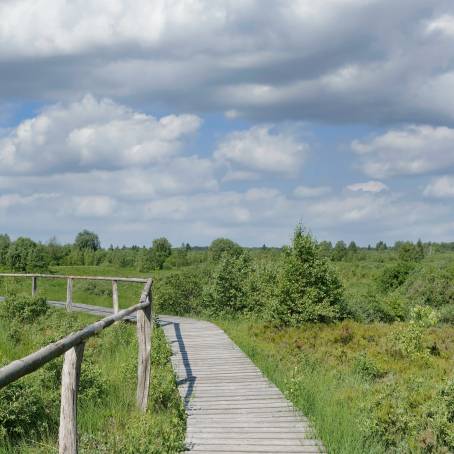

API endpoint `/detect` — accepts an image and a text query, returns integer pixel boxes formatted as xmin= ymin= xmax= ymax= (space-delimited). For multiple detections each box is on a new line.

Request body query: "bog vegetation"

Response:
xmin=0 ymin=226 xmax=453 ymax=453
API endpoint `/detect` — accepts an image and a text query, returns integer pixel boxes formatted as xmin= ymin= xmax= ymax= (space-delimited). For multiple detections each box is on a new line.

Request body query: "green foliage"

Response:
xmin=348 ymin=241 xmax=358 ymax=254
xmin=376 ymin=261 xmax=415 ymax=293
xmin=318 ymin=240 xmax=333 ymax=258
xmin=353 ymin=353 xmax=385 ymax=381
xmin=155 ymin=268 xmax=205 ymax=315
xmin=75 ymin=230 xmax=101 ymax=252
xmin=0 ymin=234 xmax=11 ymax=266
xmin=202 ymin=251 xmax=252 ymax=315
xmin=208 ymin=237 xmax=243 ymax=261
xmin=391 ymin=306 xmax=439 ymax=357
xmin=271 ymin=226 xmax=344 ymax=325
xmin=398 ymin=241 xmax=425 ymax=262
xmin=376 ymin=240 xmax=388 ymax=250
xmin=401 ymin=263 xmax=454 ymax=309
xmin=150 ymin=237 xmax=172 ymax=270
xmin=6 ymin=237 xmax=49 ymax=272
xmin=0 ymin=294 xmax=48 ymax=324
xmin=0 ymin=379 xmax=54 ymax=442
xmin=332 ymin=240 xmax=348 ymax=261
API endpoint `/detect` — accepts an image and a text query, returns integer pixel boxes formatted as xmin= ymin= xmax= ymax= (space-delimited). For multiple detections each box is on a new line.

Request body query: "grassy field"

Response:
xmin=0 ymin=284 xmax=185 ymax=453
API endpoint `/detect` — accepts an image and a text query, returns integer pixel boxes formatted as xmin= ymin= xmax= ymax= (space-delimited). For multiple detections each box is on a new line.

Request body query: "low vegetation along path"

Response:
xmin=160 ymin=314 xmax=325 ymax=453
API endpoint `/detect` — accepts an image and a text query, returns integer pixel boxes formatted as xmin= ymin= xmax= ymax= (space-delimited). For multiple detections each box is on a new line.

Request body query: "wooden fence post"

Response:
xmin=112 ymin=280 xmax=119 ymax=314
xmin=66 ymin=278 xmax=73 ymax=311
xmin=59 ymin=343 xmax=84 ymax=454
xmin=136 ymin=286 xmax=153 ymax=412
xmin=32 ymin=276 xmax=37 ymax=296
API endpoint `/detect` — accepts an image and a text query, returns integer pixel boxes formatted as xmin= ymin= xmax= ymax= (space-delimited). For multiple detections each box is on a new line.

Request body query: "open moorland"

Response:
xmin=0 ymin=229 xmax=453 ymax=453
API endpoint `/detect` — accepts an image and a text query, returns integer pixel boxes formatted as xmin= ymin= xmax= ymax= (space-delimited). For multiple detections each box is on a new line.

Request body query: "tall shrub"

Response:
xmin=271 ymin=225 xmax=344 ymax=325
xmin=202 ymin=252 xmax=252 ymax=315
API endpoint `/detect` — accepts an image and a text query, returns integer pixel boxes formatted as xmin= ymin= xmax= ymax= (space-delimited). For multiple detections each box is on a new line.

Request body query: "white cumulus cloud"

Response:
xmin=424 ymin=175 xmax=454 ymax=198
xmin=352 ymin=125 xmax=454 ymax=178
xmin=0 ymin=95 xmax=202 ymax=175
xmin=215 ymin=126 xmax=308 ymax=176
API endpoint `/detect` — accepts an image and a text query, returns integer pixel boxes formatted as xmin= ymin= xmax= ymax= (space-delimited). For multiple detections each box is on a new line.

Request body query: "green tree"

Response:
xmin=332 ymin=240 xmax=348 ymax=261
xmin=208 ymin=238 xmax=242 ymax=261
xmin=271 ymin=225 xmax=344 ymax=325
xmin=0 ymin=234 xmax=11 ymax=266
xmin=74 ymin=230 xmax=101 ymax=252
xmin=348 ymin=241 xmax=358 ymax=253
xmin=6 ymin=238 xmax=49 ymax=272
xmin=398 ymin=242 xmax=424 ymax=262
xmin=318 ymin=240 xmax=333 ymax=258
xmin=150 ymin=238 xmax=172 ymax=270
xmin=376 ymin=240 xmax=388 ymax=250
xmin=202 ymin=252 xmax=252 ymax=315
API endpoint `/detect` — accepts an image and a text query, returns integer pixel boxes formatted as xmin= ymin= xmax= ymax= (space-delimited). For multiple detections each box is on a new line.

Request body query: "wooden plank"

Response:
xmin=112 ymin=280 xmax=119 ymax=314
xmin=59 ymin=343 xmax=84 ymax=454
xmin=66 ymin=278 xmax=73 ymax=312
xmin=32 ymin=276 xmax=37 ymax=296
xmin=136 ymin=286 xmax=153 ymax=412
xmin=0 ymin=273 xmax=147 ymax=283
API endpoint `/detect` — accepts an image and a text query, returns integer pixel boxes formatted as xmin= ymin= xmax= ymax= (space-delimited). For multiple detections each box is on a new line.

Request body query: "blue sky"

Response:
xmin=1 ymin=0 xmax=454 ymax=247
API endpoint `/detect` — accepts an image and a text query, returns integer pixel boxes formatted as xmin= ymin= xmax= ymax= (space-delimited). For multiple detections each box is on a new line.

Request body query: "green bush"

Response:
xmin=401 ymin=264 xmax=454 ymax=309
xmin=155 ymin=268 xmax=205 ymax=315
xmin=0 ymin=294 xmax=48 ymax=324
xmin=353 ymin=353 xmax=385 ymax=381
xmin=0 ymin=379 xmax=55 ymax=442
xmin=376 ymin=261 xmax=415 ymax=293
xmin=270 ymin=225 xmax=344 ymax=325
xmin=6 ymin=237 xmax=49 ymax=272
xmin=202 ymin=252 xmax=252 ymax=316
xmin=208 ymin=238 xmax=243 ymax=261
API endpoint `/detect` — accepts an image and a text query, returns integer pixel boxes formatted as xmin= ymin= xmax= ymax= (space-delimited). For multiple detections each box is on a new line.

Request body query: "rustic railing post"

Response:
xmin=66 ymin=278 xmax=73 ymax=311
xmin=59 ymin=343 xmax=84 ymax=454
xmin=136 ymin=284 xmax=153 ymax=412
xmin=32 ymin=276 xmax=37 ymax=296
xmin=112 ymin=280 xmax=119 ymax=314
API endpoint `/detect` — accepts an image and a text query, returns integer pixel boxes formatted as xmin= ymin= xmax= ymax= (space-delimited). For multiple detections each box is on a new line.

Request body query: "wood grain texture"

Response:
xmin=136 ymin=290 xmax=153 ymax=412
xmin=66 ymin=278 xmax=73 ymax=311
xmin=32 ymin=276 xmax=37 ymax=296
xmin=0 ymin=273 xmax=148 ymax=283
xmin=59 ymin=343 xmax=84 ymax=454
xmin=112 ymin=280 xmax=119 ymax=314
xmin=159 ymin=315 xmax=325 ymax=453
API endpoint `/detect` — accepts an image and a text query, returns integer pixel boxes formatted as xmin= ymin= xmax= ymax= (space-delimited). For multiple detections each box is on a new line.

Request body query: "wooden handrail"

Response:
xmin=0 ymin=273 xmax=148 ymax=283
xmin=0 ymin=274 xmax=153 ymax=454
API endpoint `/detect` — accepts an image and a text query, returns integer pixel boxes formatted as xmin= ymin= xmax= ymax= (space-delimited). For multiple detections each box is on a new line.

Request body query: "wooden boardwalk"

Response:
xmin=0 ymin=296 xmax=324 ymax=453
xmin=160 ymin=315 xmax=325 ymax=453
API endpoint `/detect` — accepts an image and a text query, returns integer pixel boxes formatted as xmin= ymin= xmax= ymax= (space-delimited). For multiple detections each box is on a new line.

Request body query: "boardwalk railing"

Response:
xmin=0 ymin=273 xmax=153 ymax=454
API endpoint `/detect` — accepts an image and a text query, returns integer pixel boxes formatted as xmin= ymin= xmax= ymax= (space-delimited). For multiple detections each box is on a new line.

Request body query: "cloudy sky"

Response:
xmin=1 ymin=0 xmax=454 ymax=247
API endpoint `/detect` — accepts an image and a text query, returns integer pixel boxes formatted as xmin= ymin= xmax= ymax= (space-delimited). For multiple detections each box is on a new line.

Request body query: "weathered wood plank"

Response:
xmin=112 ymin=280 xmax=119 ymax=314
xmin=59 ymin=343 xmax=84 ymax=454
xmin=66 ymin=278 xmax=73 ymax=311
xmin=32 ymin=276 xmax=37 ymax=296
xmin=0 ymin=273 xmax=147 ymax=283
xmin=136 ymin=287 xmax=153 ymax=412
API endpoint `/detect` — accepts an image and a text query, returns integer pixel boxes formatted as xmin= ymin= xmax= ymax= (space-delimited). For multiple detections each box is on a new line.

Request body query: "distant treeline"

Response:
xmin=0 ymin=229 xmax=453 ymax=274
